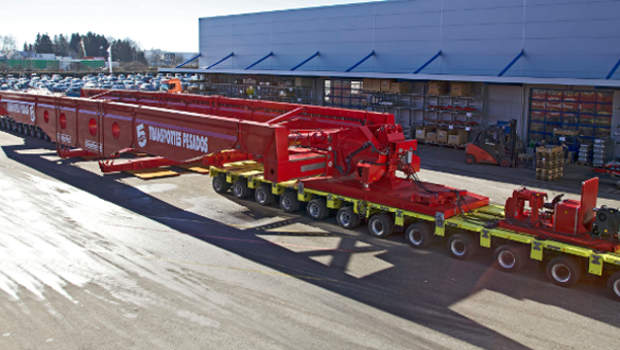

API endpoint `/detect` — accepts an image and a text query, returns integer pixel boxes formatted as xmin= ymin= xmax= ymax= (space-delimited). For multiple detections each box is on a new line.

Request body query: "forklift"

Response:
xmin=465 ymin=119 xmax=519 ymax=167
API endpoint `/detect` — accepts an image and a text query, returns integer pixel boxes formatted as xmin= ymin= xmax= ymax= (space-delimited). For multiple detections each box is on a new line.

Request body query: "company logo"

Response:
xmin=147 ymin=125 xmax=209 ymax=153
xmin=84 ymin=140 xmax=102 ymax=153
xmin=136 ymin=123 xmax=147 ymax=148
xmin=6 ymin=102 xmax=35 ymax=122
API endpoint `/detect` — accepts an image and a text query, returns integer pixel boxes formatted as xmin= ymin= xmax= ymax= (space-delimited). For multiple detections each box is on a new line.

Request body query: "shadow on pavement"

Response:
xmin=2 ymin=134 xmax=619 ymax=349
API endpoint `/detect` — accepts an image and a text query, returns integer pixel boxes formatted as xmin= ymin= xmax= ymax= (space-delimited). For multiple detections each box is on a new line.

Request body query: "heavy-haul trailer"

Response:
xmin=1 ymin=89 xmax=620 ymax=300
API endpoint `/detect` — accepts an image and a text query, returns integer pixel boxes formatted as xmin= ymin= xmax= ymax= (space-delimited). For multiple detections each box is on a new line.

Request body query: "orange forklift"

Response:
xmin=465 ymin=119 xmax=519 ymax=167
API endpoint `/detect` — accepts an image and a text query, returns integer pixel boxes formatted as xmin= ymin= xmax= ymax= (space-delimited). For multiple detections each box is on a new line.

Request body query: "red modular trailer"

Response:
xmin=0 ymin=90 xmax=489 ymax=219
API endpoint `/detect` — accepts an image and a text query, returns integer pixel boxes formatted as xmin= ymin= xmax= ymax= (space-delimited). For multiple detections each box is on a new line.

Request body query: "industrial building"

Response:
xmin=163 ymin=0 xmax=620 ymax=160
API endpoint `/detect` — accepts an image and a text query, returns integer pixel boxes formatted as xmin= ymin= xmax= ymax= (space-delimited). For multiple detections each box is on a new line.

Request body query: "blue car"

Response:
xmin=65 ymin=86 xmax=82 ymax=97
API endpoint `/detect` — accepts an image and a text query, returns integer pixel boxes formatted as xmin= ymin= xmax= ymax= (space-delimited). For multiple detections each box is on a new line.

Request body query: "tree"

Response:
xmin=111 ymin=38 xmax=145 ymax=63
xmin=34 ymin=33 xmax=54 ymax=54
xmin=53 ymin=34 xmax=70 ymax=57
xmin=0 ymin=35 xmax=16 ymax=55
xmin=23 ymin=31 xmax=149 ymax=64
xmin=82 ymin=32 xmax=108 ymax=57
xmin=69 ymin=33 xmax=82 ymax=58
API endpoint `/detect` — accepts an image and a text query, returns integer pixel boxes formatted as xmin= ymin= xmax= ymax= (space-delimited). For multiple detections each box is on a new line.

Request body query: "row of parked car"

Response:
xmin=0 ymin=73 xmax=200 ymax=96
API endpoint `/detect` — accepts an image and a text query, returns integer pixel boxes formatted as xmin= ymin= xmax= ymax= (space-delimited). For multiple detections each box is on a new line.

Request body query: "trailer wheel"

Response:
xmin=336 ymin=207 xmax=360 ymax=229
xmin=212 ymin=174 xmax=231 ymax=193
xmin=232 ymin=178 xmax=252 ymax=199
xmin=546 ymin=256 xmax=582 ymax=288
xmin=607 ymin=271 xmax=620 ymax=300
xmin=368 ymin=213 xmax=393 ymax=238
xmin=280 ymin=191 xmax=300 ymax=212
xmin=255 ymin=184 xmax=274 ymax=206
xmin=307 ymin=198 xmax=328 ymax=220
xmin=493 ymin=245 xmax=527 ymax=272
xmin=447 ymin=233 xmax=476 ymax=260
xmin=405 ymin=222 xmax=434 ymax=248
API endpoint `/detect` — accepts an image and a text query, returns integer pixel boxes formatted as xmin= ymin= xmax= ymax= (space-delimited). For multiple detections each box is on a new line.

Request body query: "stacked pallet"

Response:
xmin=578 ymin=143 xmax=590 ymax=165
xmin=592 ymin=139 xmax=607 ymax=168
xmin=536 ymin=146 xmax=564 ymax=181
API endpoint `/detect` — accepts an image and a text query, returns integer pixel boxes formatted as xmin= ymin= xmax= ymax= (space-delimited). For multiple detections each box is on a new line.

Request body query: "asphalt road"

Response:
xmin=0 ymin=130 xmax=618 ymax=350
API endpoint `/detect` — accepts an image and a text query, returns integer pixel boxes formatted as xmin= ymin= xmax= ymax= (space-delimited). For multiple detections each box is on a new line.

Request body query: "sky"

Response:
xmin=0 ymin=0 xmax=381 ymax=53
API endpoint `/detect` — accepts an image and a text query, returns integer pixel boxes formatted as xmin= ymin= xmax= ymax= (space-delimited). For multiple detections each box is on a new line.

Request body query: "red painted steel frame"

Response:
xmin=57 ymin=147 xmax=97 ymax=159
xmin=499 ymin=178 xmax=617 ymax=252
xmin=98 ymin=156 xmax=182 ymax=173
xmin=1 ymin=89 xmax=489 ymax=218
xmin=0 ymin=90 xmax=395 ymax=183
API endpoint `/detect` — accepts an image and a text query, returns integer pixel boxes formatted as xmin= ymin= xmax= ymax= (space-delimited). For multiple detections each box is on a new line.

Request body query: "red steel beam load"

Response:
xmin=0 ymin=90 xmax=489 ymax=218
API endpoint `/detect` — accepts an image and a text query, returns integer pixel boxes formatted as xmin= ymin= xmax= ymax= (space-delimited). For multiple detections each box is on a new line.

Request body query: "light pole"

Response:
xmin=107 ymin=46 xmax=112 ymax=73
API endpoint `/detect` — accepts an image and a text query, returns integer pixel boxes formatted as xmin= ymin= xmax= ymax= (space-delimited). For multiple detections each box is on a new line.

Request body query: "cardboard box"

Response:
xmin=450 ymin=82 xmax=473 ymax=97
xmin=363 ymin=79 xmax=381 ymax=92
xmin=415 ymin=128 xmax=426 ymax=140
xmin=437 ymin=129 xmax=449 ymax=144
xmin=388 ymin=81 xmax=412 ymax=94
xmin=448 ymin=129 xmax=468 ymax=145
xmin=380 ymin=79 xmax=392 ymax=92
xmin=428 ymin=81 xmax=449 ymax=96
xmin=425 ymin=132 xmax=437 ymax=143
xmin=295 ymin=77 xmax=313 ymax=87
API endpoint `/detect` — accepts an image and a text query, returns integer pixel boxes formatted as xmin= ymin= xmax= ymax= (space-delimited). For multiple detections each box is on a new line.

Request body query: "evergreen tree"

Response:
xmin=53 ymin=34 xmax=70 ymax=57
xmin=69 ymin=33 xmax=82 ymax=58
xmin=34 ymin=33 xmax=54 ymax=54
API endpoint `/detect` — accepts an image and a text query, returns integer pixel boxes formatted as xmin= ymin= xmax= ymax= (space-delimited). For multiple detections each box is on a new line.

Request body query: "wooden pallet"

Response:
xmin=127 ymin=168 xmax=180 ymax=179
xmin=178 ymin=164 xmax=210 ymax=174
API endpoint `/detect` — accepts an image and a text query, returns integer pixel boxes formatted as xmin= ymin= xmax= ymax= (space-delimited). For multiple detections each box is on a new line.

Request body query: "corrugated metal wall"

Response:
xmin=199 ymin=0 xmax=620 ymax=80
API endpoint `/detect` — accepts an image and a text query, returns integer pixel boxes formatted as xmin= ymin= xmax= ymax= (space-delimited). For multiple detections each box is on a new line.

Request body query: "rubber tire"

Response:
xmin=367 ymin=213 xmax=393 ymax=238
xmin=546 ymin=256 xmax=582 ymax=288
xmin=465 ymin=154 xmax=476 ymax=165
xmin=607 ymin=271 xmax=620 ymax=301
xmin=493 ymin=244 xmax=527 ymax=272
xmin=447 ymin=233 xmax=477 ymax=260
xmin=405 ymin=221 xmax=434 ymax=249
xmin=280 ymin=191 xmax=300 ymax=212
xmin=254 ymin=184 xmax=275 ymax=206
xmin=306 ymin=198 xmax=328 ymax=220
xmin=232 ymin=178 xmax=252 ymax=199
xmin=336 ymin=207 xmax=361 ymax=229
xmin=212 ymin=174 xmax=231 ymax=194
